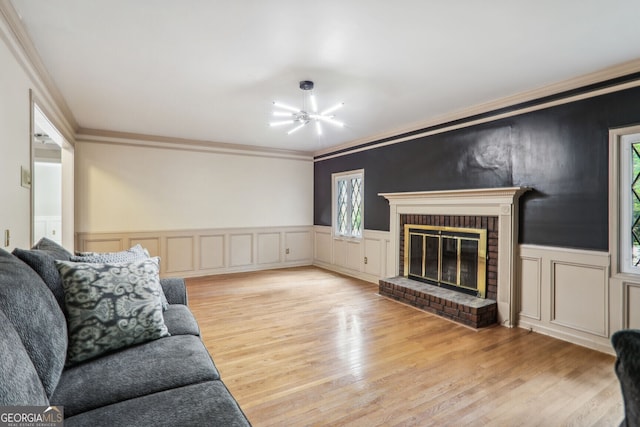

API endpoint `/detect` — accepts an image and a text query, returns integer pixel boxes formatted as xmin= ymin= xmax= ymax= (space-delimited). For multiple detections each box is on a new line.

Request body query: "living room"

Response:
xmin=2 ymin=1 xmax=640 ymax=424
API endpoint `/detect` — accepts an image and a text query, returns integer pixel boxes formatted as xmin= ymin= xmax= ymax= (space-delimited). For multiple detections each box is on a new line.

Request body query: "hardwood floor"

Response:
xmin=186 ymin=266 xmax=624 ymax=426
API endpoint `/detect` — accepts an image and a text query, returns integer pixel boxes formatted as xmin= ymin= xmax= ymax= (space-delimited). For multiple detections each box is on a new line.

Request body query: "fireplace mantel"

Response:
xmin=379 ymin=187 xmax=529 ymax=327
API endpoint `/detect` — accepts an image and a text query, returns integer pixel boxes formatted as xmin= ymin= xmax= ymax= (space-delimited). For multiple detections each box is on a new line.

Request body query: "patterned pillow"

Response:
xmin=70 ymin=244 xmax=149 ymax=263
xmin=71 ymin=245 xmax=168 ymax=310
xmin=55 ymin=257 xmax=170 ymax=366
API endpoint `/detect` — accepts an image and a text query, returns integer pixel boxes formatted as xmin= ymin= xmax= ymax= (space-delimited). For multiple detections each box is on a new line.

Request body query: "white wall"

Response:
xmin=75 ymin=140 xmax=313 ymax=233
xmin=0 ymin=7 xmax=75 ymax=251
xmin=33 ymin=162 xmax=62 ymax=244
xmin=0 ymin=25 xmax=36 ymax=250
xmin=34 ymin=162 xmax=62 ymax=217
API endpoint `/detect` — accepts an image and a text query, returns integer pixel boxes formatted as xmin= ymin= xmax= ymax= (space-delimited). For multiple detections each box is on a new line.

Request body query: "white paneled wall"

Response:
xmin=76 ymin=226 xmax=313 ymax=278
xmin=313 ymin=226 xmax=392 ymax=283
xmin=518 ymin=245 xmax=613 ymax=354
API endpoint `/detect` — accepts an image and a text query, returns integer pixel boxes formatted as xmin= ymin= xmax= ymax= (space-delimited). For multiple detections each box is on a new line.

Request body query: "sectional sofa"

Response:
xmin=0 ymin=238 xmax=250 ymax=426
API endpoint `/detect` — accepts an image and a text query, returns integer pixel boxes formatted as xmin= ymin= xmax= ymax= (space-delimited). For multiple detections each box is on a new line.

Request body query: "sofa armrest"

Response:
xmin=160 ymin=277 xmax=188 ymax=305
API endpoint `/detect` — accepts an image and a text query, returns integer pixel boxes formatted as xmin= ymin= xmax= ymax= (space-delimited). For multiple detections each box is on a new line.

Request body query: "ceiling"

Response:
xmin=9 ymin=0 xmax=640 ymax=154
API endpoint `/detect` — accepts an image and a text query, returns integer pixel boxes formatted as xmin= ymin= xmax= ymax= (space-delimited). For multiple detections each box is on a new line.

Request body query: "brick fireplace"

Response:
xmin=400 ymin=215 xmax=498 ymax=299
xmin=379 ymin=187 xmax=529 ymax=327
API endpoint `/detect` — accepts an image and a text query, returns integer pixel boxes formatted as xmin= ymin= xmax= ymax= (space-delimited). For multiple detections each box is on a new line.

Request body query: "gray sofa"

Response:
xmin=0 ymin=240 xmax=250 ymax=426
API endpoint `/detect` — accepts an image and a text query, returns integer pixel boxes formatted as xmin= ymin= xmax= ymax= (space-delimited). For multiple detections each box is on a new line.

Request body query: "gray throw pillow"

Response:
xmin=12 ymin=248 xmax=66 ymax=310
xmin=32 ymin=237 xmax=73 ymax=261
xmin=55 ymin=257 xmax=170 ymax=366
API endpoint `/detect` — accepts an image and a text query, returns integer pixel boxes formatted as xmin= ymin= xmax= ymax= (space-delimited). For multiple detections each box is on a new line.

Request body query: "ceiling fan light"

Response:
xmin=287 ymin=123 xmax=306 ymax=135
xmin=273 ymin=101 xmax=300 ymax=113
xmin=321 ymin=102 xmax=344 ymax=116
xmin=270 ymin=82 xmax=345 ymax=136
xmin=317 ymin=116 xmax=344 ymax=127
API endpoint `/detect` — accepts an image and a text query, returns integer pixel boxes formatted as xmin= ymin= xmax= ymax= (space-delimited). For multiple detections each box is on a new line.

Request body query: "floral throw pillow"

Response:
xmin=55 ymin=257 xmax=170 ymax=366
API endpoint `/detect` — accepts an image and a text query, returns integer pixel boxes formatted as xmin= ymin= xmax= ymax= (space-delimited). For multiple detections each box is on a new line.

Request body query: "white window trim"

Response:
xmin=332 ymin=169 xmax=364 ymax=239
xmin=609 ymin=125 xmax=640 ymax=278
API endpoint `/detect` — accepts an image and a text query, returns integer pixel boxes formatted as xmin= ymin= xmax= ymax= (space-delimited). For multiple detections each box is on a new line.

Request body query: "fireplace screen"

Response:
xmin=404 ymin=225 xmax=487 ymax=298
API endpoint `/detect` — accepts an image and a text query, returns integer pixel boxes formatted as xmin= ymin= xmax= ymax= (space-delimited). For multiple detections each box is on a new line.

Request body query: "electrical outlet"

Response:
xmin=285 ymin=248 xmax=290 ymax=255
xmin=4 ymin=229 xmax=9 ymax=247
xmin=364 ymin=256 xmax=368 ymax=264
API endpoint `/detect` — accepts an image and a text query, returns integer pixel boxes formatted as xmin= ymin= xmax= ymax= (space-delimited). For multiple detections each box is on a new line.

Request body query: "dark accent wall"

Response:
xmin=314 ymin=84 xmax=640 ymax=251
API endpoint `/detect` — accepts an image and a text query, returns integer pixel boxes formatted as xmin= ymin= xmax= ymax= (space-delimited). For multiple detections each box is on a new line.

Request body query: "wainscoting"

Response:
xmin=75 ymin=226 xmax=313 ymax=278
xmin=518 ymin=244 xmax=614 ymax=354
xmin=313 ymin=226 xmax=393 ymax=283
xmin=77 ymin=226 xmax=627 ymax=354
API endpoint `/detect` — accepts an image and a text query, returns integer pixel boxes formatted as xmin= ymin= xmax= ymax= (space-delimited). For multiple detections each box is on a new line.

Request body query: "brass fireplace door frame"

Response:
xmin=403 ymin=224 xmax=487 ymax=298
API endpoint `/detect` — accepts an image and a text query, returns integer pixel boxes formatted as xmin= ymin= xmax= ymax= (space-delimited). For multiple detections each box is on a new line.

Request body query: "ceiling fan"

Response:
xmin=269 ymin=81 xmax=344 ymax=136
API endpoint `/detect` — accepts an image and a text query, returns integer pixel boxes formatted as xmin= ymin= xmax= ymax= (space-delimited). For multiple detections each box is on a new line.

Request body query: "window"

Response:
xmin=332 ymin=170 xmax=364 ymax=238
xmin=619 ymin=132 xmax=640 ymax=274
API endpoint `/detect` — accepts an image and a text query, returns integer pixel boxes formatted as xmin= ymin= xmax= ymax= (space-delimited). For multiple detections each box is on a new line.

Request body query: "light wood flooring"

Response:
xmin=186 ymin=266 xmax=624 ymax=427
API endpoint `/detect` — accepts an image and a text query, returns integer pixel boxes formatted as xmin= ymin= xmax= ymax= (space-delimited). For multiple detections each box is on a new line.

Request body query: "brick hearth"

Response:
xmin=379 ymin=276 xmax=497 ymax=328
xmin=379 ymin=213 xmax=500 ymax=328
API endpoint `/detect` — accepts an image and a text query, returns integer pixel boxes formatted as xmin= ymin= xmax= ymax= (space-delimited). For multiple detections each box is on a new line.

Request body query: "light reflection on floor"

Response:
xmin=332 ymin=306 xmax=365 ymax=381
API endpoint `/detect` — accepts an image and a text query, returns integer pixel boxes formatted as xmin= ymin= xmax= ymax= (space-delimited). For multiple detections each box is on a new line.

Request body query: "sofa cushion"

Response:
xmin=32 ymin=237 xmax=72 ymax=261
xmin=51 ymin=334 xmax=220 ymax=417
xmin=160 ymin=277 xmax=188 ymax=306
xmin=0 ymin=249 xmax=67 ymax=399
xmin=63 ymin=381 xmax=250 ymax=427
xmin=163 ymin=304 xmax=200 ymax=336
xmin=12 ymin=248 xmax=66 ymax=310
xmin=55 ymin=257 xmax=170 ymax=366
xmin=0 ymin=309 xmax=49 ymax=405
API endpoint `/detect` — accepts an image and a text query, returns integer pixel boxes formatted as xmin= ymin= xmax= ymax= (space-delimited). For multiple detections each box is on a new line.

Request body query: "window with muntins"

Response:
xmin=620 ymin=132 xmax=640 ymax=273
xmin=333 ymin=170 xmax=363 ymax=238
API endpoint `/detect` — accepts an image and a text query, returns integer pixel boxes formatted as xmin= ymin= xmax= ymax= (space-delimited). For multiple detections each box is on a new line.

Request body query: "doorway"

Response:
xmin=31 ymin=101 xmax=73 ymax=248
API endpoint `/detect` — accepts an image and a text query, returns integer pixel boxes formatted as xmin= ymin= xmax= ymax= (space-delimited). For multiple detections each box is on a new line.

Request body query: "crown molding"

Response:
xmin=314 ymin=58 xmax=640 ymax=160
xmin=76 ymin=128 xmax=313 ymax=161
xmin=0 ymin=0 xmax=77 ymax=145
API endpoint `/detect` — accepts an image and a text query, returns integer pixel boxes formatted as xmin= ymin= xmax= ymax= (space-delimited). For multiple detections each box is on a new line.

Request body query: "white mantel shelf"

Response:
xmin=379 ymin=187 xmax=530 ymax=205
xmin=380 ymin=186 xmax=530 ymax=328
